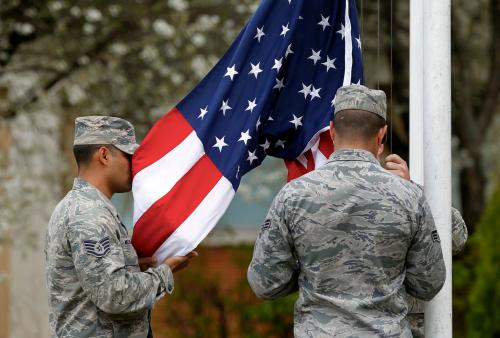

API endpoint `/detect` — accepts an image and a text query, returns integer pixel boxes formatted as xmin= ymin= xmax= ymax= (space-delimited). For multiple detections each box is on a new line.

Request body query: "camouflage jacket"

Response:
xmin=45 ymin=178 xmax=173 ymax=338
xmin=247 ymin=149 xmax=446 ymax=338
xmin=408 ymin=207 xmax=468 ymax=316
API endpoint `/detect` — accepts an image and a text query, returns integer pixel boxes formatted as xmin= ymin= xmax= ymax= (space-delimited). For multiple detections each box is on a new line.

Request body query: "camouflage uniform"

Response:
xmin=45 ymin=116 xmax=173 ymax=337
xmin=247 ymin=85 xmax=446 ymax=337
xmin=408 ymin=207 xmax=468 ymax=337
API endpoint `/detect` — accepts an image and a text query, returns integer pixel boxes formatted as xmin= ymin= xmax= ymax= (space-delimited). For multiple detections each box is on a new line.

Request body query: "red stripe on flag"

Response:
xmin=132 ymin=108 xmax=193 ymax=177
xmin=318 ymin=131 xmax=334 ymax=158
xmin=285 ymin=150 xmax=315 ymax=182
xmin=131 ymin=155 xmax=222 ymax=257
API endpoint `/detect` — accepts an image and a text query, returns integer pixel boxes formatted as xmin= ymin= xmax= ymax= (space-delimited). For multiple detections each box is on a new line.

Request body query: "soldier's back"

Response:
xmin=283 ymin=149 xmax=429 ymax=337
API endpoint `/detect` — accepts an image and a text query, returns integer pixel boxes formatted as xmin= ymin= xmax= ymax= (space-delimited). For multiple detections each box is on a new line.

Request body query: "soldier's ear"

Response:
xmin=96 ymin=146 xmax=112 ymax=166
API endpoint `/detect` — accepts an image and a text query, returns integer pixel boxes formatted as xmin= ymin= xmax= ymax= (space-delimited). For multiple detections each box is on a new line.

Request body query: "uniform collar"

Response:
xmin=327 ymin=149 xmax=381 ymax=166
xmin=72 ymin=177 xmax=121 ymax=220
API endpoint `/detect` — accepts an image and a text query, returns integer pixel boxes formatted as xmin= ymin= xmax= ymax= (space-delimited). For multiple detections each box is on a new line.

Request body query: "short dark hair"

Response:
xmin=73 ymin=144 xmax=116 ymax=167
xmin=333 ymin=109 xmax=386 ymax=141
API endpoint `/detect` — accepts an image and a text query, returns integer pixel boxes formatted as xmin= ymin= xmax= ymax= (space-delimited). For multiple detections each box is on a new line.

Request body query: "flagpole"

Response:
xmin=422 ymin=0 xmax=452 ymax=336
xmin=409 ymin=0 xmax=424 ymax=185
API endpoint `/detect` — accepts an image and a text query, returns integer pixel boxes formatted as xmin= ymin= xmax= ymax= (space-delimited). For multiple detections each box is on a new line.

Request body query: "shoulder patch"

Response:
xmin=261 ymin=219 xmax=271 ymax=230
xmin=83 ymin=237 xmax=111 ymax=257
xmin=431 ymin=230 xmax=441 ymax=243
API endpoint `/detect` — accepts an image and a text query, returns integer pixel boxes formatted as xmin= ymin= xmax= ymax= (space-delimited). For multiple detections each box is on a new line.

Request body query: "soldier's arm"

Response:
xmin=405 ymin=194 xmax=446 ymax=301
xmin=247 ymin=191 xmax=299 ymax=300
xmin=451 ymin=207 xmax=468 ymax=255
xmin=67 ymin=212 xmax=174 ymax=315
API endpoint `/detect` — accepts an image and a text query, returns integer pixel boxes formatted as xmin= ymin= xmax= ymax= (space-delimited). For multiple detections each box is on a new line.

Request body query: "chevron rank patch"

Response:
xmin=431 ymin=230 xmax=441 ymax=243
xmin=83 ymin=237 xmax=111 ymax=257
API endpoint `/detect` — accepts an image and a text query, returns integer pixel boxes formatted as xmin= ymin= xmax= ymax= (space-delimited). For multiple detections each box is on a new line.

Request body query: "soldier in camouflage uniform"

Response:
xmin=247 ymin=85 xmax=447 ymax=337
xmin=45 ymin=116 xmax=197 ymax=338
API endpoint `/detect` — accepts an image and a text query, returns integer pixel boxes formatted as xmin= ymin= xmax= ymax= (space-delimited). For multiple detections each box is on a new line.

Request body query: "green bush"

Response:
xmin=464 ymin=186 xmax=500 ymax=337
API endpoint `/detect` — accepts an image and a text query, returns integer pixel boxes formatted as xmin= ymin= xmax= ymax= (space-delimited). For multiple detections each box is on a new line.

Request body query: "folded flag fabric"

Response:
xmin=131 ymin=0 xmax=363 ymax=261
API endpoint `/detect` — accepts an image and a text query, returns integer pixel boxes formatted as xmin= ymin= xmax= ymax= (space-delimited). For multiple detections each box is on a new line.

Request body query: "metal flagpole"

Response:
xmin=409 ymin=0 xmax=424 ymax=185
xmin=422 ymin=0 xmax=453 ymax=336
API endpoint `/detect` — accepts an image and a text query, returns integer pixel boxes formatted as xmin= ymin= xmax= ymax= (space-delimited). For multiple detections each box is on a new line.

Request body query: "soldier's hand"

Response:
xmin=138 ymin=256 xmax=157 ymax=272
xmin=384 ymin=154 xmax=410 ymax=181
xmin=163 ymin=251 xmax=198 ymax=273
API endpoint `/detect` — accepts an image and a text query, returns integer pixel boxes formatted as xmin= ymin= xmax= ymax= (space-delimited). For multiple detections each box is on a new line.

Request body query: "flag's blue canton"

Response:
xmin=177 ymin=0 xmax=363 ymax=189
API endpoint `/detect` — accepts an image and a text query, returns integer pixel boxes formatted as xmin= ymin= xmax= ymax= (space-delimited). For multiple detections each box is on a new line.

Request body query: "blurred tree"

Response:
xmin=465 ymin=185 xmax=500 ymax=337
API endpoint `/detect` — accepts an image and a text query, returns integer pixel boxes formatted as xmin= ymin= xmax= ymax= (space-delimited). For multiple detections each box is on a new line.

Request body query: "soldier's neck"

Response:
xmin=334 ymin=142 xmax=378 ymax=157
xmin=77 ymin=170 xmax=114 ymax=199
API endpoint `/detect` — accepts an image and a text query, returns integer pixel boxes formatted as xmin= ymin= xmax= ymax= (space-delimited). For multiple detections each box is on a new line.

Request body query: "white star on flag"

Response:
xmin=280 ymin=23 xmax=290 ymax=37
xmin=310 ymin=86 xmax=321 ymax=100
xmin=224 ymin=65 xmax=238 ymax=81
xmin=337 ymin=23 xmax=347 ymax=40
xmin=220 ymin=100 xmax=232 ymax=115
xmin=198 ymin=106 xmax=208 ymax=119
xmin=256 ymin=117 xmax=261 ymax=130
xmin=308 ymin=49 xmax=322 ymax=65
xmin=285 ymin=43 xmax=294 ymax=58
xmin=254 ymin=26 xmax=265 ymax=42
xmin=247 ymin=150 xmax=258 ymax=165
xmin=299 ymin=83 xmax=312 ymax=99
xmin=322 ymin=56 xmax=336 ymax=72
xmin=331 ymin=95 xmax=337 ymax=107
xmin=289 ymin=114 xmax=303 ymax=129
xmin=260 ymin=139 xmax=270 ymax=151
xmin=273 ymin=77 xmax=285 ymax=91
xmin=317 ymin=14 xmax=331 ymax=31
xmin=245 ymin=98 xmax=257 ymax=112
xmin=272 ymin=58 xmax=283 ymax=72
xmin=238 ymin=129 xmax=252 ymax=145
xmin=249 ymin=62 xmax=263 ymax=79
xmin=275 ymin=139 xmax=286 ymax=148
xmin=356 ymin=36 xmax=362 ymax=49
xmin=213 ymin=136 xmax=228 ymax=152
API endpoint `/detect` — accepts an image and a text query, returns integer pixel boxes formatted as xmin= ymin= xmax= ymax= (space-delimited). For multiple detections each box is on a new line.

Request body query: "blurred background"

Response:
xmin=0 ymin=0 xmax=498 ymax=337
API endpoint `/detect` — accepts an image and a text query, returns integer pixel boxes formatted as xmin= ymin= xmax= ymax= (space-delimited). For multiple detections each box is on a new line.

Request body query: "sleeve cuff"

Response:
xmin=155 ymin=264 xmax=174 ymax=296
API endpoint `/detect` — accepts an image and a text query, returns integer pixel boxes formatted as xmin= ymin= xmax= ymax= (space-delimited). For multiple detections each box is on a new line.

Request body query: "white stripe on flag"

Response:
xmin=343 ymin=0 xmax=353 ymax=86
xmin=153 ymin=177 xmax=235 ymax=262
xmin=310 ymin=137 xmax=329 ymax=169
xmin=132 ymin=131 xmax=204 ymax=224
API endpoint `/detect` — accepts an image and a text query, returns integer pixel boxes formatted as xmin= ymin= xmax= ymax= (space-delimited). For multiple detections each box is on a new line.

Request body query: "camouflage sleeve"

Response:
xmin=451 ymin=207 xmax=468 ymax=255
xmin=247 ymin=190 xmax=299 ymax=299
xmin=405 ymin=194 xmax=446 ymax=301
xmin=66 ymin=212 xmax=174 ymax=314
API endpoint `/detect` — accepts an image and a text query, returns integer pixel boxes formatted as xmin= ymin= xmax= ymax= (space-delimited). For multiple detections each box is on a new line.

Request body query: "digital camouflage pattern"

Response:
xmin=248 ymin=149 xmax=446 ymax=338
xmin=408 ymin=207 xmax=468 ymax=337
xmin=45 ymin=177 xmax=174 ymax=337
xmin=334 ymin=84 xmax=387 ymax=121
xmin=74 ymin=116 xmax=139 ymax=155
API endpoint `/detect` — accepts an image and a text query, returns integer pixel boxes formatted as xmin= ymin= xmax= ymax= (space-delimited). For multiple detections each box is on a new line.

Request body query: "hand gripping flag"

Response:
xmin=132 ymin=0 xmax=363 ymax=261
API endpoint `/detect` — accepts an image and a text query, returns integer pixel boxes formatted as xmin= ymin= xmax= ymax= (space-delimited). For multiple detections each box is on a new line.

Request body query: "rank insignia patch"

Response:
xmin=84 ymin=237 xmax=111 ymax=257
xmin=431 ymin=230 xmax=441 ymax=243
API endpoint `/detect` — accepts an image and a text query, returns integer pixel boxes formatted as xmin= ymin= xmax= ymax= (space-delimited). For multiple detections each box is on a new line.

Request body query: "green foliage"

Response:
xmin=465 ymin=186 xmax=500 ymax=337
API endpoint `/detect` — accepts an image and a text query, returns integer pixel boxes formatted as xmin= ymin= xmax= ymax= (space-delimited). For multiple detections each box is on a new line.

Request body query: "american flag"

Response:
xmin=131 ymin=0 xmax=363 ymax=261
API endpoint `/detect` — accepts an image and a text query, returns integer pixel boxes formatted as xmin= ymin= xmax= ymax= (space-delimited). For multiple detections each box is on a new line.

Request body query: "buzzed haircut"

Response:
xmin=73 ymin=144 xmax=116 ymax=167
xmin=333 ymin=109 xmax=386 ymax=141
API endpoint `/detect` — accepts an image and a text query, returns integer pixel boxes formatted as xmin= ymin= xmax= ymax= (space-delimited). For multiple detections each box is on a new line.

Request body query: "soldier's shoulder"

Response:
xmin=385 ymin=174 xmax=426 ymax=210
xmin=61 ymin=189 xmax=109 ymax=225
xmin=280 ymin=169 xmax=322 ymax=199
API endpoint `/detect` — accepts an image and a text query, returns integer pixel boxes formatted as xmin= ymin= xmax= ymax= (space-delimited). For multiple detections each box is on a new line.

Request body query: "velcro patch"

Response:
xmin=431 ymin=230 xmax=441 ymax=243
xmin=84 ymin=237 xmax=111 ymax=257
